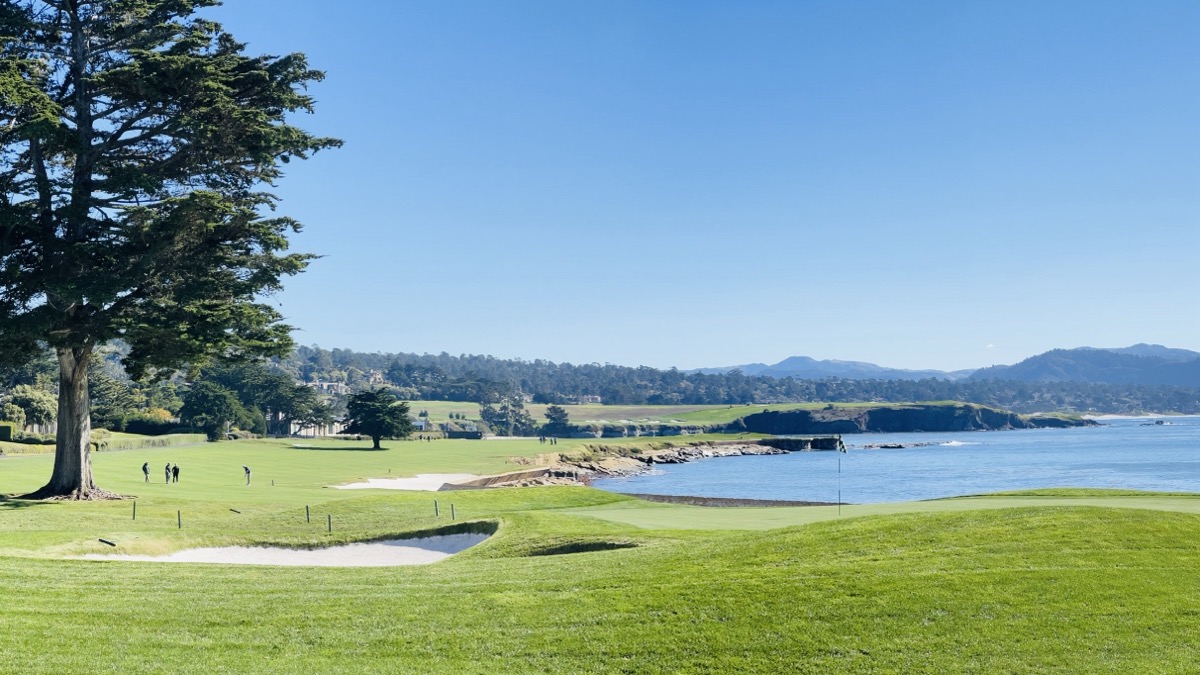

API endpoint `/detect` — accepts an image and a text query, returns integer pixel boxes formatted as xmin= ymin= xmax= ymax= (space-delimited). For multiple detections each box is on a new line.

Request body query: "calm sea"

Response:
xmin=590 ymin=416 xmax=1200 ymax=503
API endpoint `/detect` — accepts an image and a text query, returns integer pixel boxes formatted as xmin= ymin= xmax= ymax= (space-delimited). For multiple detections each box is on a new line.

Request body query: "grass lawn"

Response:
xmin=410 ymin=400 xmax=892 ymax=426
xmin=3 ymin=438 xmax=1200 ymax=672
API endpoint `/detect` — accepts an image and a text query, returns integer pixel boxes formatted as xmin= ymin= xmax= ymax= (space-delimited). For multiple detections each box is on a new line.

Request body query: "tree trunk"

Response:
xmin=24 ymin=346 xmax=116 ymax=500
xmin=372 ymin=435 xmax=382 ymax=450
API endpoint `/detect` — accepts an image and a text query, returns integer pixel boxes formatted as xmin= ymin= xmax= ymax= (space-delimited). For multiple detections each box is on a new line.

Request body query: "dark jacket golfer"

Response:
xmin=172 ymin=464 xmax=180 ymax=483
xmin=243 ymin=465 xmax=251 ymax=485
xmin=142 ymin=462 xmax=149 ymax=482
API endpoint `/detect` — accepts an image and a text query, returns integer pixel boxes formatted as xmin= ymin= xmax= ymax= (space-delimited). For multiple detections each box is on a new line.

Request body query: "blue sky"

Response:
xmin=206 ymin=1 xmax=1198 ymax=371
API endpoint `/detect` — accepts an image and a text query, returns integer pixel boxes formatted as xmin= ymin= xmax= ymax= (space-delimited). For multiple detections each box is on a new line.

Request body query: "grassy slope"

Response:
xmin=4 ymin=439 xmax=1200 ymax=672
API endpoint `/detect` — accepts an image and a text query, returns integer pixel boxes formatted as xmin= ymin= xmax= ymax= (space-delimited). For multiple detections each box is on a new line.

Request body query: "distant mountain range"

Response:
xmin=970 ymin=344 xmax=1200 ymax=387
xmin=697 ymin=344 xmax=1200 ymax=388
xmin=692 ymin=356 xmax=975 ymax=381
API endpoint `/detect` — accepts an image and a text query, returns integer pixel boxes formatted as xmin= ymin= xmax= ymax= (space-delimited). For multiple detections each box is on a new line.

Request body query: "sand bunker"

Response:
xmin=336 ymin=473 xmax=479 ymax=491
xmin=80 ymin=533 xmax=490 ymax=567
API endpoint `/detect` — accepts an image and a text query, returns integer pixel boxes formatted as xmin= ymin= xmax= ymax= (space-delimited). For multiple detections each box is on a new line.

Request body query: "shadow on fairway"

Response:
xmin=290 ymin=445 xmax=387 ymax=452
xmin=0 ymin=495 xmax=49 ymax=509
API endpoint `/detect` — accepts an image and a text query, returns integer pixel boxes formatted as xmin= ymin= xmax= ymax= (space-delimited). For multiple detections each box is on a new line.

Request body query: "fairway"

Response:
xmin=5 ymin=439 xmax=1200 ymax=672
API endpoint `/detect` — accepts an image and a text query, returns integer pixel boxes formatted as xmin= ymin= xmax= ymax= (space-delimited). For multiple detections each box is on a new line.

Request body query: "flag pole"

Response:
xmin=838 ymin=437 xmax=846 ymax=516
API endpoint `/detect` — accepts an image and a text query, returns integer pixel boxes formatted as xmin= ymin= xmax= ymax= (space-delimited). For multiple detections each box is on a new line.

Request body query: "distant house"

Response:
xmin=577 ymin=395 xmax=602 ymax=404
xmin=289 ymin=419 xmax=349 ymax=438
xmin=304 ymin=380 xmax=349 ymax=395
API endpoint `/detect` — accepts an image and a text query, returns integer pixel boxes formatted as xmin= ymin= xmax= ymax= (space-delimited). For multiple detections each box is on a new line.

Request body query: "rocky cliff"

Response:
xmin=739 ymin=403 xmax=1093 ymax=435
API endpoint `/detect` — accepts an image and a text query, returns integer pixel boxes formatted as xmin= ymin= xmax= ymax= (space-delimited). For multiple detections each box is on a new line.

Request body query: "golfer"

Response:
xmin=243 ymin=465 xmax=251 ymax=486
xmin=142 ymin=462 xmax=149 ymax=482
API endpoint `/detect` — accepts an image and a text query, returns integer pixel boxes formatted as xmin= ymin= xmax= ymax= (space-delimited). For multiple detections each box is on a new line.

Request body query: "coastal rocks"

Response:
xmin=740 ymin=403 xmax=1096 ymax=435
xmin=641 ymin=444 xmax=787 ymax=465
xmin=555 ymin=442 xmax=790 ymax=480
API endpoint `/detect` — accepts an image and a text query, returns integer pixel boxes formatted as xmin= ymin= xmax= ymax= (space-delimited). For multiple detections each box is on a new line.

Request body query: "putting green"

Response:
xmin=565 ymin=494 xmax=1200 ymax=530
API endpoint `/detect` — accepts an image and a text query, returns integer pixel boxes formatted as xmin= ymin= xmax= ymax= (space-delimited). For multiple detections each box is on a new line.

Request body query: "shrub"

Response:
xmin=13 ymin=432 xmax=54 ymax=445
xmin=123 ymin=415 xmax=182 ymax=436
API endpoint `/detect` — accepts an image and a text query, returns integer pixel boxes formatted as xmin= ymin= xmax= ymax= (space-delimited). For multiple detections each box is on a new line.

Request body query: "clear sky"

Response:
xmin=205 ymin=1 xmax=1199 ymax=372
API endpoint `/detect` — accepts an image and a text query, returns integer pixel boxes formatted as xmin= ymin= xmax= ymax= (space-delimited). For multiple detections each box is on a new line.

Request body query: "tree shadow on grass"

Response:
xmin=289 ymin=445 xmax=387 ymax=452
xmin=0 ymin=494 xmax=50 ymax=509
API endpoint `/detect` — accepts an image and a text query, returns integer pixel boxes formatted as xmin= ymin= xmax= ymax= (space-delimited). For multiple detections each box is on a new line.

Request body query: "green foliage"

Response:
xmin=0 ymin=403 xmax=25 ymax=430
xmin=541 ymin=404 xmax=571 ymax=436
xmin=0 ymin=0 xmax=338 ymax=371
xmin=88 ymin=368 xmax=138 ymax=430
xmin=203 ymin=361 xmax=329 ymax=436
xmin=343 ymin=388 xmax=415 ymax=448
xmin=179 ymin=382 xmax=251 ymax=441
xmin=279 ymin=346 xmax=1200 ymax=414
xmin=6 ymin=384 xmax=54 ymax=427
xmin=0 ymin=0 xmax=339 ymax=493
xmin=479 ymin=397 xmax=537 ymax=436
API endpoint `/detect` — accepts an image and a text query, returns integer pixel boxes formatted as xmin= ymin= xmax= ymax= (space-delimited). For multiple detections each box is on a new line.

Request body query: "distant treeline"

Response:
xmin=273 ymin=346 xmax=1200 ymax=414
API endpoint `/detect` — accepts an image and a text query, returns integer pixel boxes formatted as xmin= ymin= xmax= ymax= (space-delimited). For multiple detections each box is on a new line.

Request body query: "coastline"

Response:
xmin=550 ymin=441 xmax=801 ymax=482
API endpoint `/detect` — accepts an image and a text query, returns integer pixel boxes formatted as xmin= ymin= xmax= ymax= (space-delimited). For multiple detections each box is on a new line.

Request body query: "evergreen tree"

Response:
xmin=0 ymin=1 xmax=338 ymax=497
xmin=343 ymin=388 xmax=414 ymax=449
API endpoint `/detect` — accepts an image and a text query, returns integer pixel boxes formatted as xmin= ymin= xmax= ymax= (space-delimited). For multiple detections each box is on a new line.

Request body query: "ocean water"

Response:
xmin=589 ymin=416 xmax=1200 ymax=503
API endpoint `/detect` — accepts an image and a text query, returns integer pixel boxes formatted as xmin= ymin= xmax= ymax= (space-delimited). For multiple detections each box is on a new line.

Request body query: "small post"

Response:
xmin=272 ymin=479 xmax=275 ymax=486
xmin=132 ymin=501 xmax=136 ymax=521
xmin=450 ymin=503 xmax=456 ymax=521
xmin=434 ymin=499 xmax=439 ymax=517
xmin=306 ymin=505 xmax=310 ymax=523
xmin=327 ymin=514 xmax=332 ymax=533
xmin=177 ymin=510 xmax=181 ymax=529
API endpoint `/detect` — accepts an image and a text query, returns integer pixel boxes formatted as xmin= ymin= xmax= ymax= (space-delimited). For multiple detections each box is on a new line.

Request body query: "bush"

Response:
xmin=13 ymin=432 xmax=54 ymax=445
xmin=0 ymin=422 xmax=15 ymax=442
xmin=123 ymin=416 xmax=182 ymax=436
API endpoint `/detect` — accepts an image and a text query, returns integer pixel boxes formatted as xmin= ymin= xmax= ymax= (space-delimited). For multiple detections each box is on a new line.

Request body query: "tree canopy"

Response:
xmin=0 ymin=1 xmax=338 ymax=497
xmin=343 ymin=388 xmax=414 ymax=449
xmin=179 ymin=380 xmax=248 ymax=441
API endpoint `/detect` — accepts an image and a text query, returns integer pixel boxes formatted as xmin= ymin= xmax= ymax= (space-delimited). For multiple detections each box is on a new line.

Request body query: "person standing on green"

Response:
xmin=243 ymin=465 xmax=251 ymax=486
xmin=164 ymin=463 xmax=172 ymax=484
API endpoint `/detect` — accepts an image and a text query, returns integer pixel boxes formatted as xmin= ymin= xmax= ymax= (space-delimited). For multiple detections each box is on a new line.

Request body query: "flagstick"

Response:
xmin=838 ymin=454 xmax=841 ymax=516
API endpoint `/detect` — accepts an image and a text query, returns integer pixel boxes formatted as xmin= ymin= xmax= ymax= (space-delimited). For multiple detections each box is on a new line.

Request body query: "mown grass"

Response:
xmin=412 ymin=400 xmax=890 ymax=426
xmin=4 ymin=437 xmax=1200 ymax=672
xmin=3 ymin=503 xmax=1200 ymax=672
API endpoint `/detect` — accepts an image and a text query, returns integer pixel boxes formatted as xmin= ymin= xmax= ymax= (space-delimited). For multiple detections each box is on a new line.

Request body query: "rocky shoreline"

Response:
xmin=550 ymin=442 xmax=792 ymax=481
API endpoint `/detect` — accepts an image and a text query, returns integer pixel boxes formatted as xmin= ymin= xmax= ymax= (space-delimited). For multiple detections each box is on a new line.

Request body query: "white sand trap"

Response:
xmin=79 ymin=533 xmax=490 ymax=567
xmin=336 ymin=473 xmax=479 ymax=491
